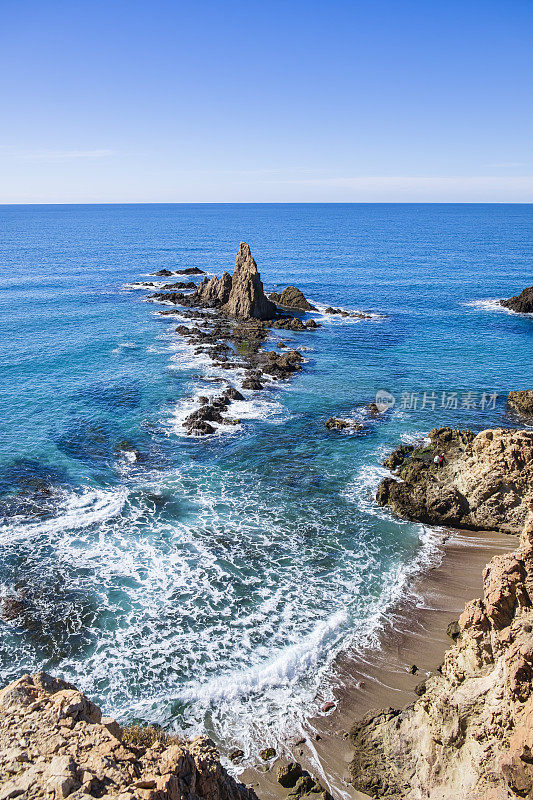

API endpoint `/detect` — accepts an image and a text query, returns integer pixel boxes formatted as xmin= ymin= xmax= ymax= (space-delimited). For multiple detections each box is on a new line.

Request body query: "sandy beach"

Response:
xmin=243 ymin=527 xmax=518 ymax=800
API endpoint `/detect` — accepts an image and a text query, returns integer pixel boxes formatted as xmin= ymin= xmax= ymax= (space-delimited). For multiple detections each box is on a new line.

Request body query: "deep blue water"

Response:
xmin=0 ymin=203 xmax=532 ymax=756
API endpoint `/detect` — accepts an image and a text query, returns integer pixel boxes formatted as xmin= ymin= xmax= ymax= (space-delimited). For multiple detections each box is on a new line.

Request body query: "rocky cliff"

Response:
xmin=0 ymin=672 xmax=257 ymax=800
xmin=350 ymin=427 xmax=533 ymax=800
xmin=376 ymin=427 xmax=533 ymax=534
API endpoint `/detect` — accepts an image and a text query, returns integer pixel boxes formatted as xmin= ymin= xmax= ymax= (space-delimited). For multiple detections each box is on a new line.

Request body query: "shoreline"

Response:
xmin=242 ymin=527 xmax=518 ymax=800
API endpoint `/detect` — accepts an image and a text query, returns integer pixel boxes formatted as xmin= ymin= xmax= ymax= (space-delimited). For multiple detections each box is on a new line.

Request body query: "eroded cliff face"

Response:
xmin=0 ymin=673 xmax=257 ymax=800
xmin=351 ymin=428 xmax=533 ymax=800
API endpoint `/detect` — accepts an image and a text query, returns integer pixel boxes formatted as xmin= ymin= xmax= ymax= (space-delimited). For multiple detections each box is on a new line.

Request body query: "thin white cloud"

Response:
xmin=0 ymin=146 xmax=114 ymax=162
xmin=486 ymin=162 xmax=528 ymax=169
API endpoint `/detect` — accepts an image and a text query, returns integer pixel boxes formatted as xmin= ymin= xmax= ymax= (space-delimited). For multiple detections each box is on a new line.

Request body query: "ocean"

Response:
xmin=0 ymin=203 xmax=532 ymax=760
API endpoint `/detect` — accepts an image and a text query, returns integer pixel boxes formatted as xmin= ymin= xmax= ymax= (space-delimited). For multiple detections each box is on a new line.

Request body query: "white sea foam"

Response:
xmin=0 ymin=487 xmax=128 ymax=544
xmin=311 ymin=301 xmax=387 ymax=325
xmin=462 ymin=297 xmax=531 ymax=316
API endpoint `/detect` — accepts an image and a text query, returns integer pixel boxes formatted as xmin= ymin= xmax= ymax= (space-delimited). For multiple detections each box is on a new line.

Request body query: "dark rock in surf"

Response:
xmin=176 ymin=267 xmax=205 ymax=275
xmin=242 ymin=377 xmax=263 ymax=391
xmin=501 ymin=285 xmax=533 ymax=313
xmin=325 ymin=417 xmax=363 ymax=431
xmin=223 ymin=387 xmax=245 ymax=401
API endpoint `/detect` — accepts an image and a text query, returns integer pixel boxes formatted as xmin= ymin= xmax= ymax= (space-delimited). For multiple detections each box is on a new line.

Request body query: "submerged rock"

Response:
xmin=501 ymin=285 xmax=533 ymax=313
xmin=325 ymin=417 xmax=363 ymax=431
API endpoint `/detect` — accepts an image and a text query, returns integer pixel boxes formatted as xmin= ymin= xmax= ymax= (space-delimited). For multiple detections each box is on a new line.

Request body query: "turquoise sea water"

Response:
xmin=0 ymin=203 xmax=532 ymax=757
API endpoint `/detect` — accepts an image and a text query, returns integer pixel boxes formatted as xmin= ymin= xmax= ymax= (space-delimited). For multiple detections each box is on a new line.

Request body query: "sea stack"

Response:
xmin=501 ymin=285 xmax=533 ymax=313
xmin=222 ymin=242 xmax=277 ymax=320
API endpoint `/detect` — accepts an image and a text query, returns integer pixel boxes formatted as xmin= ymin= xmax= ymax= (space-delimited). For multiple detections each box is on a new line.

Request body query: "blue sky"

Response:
xmin=1 ymin=0 xmax=532 ymax=202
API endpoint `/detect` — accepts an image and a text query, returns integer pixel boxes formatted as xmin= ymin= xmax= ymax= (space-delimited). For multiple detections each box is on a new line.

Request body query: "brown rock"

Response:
xmin=277 ymin=762 xmax=303 ymax=788
xmin=268 ymin=286 xmax=317 ymax=311
xmin=222 ymin=243 xmax=277 ymax=321
xmin=376 ymin=428 xmax=533 ymax=534
xmin=0 ymin=674 xmax=257 ymax=800
xmin=508 ymin=390 xmax=533 ymax=418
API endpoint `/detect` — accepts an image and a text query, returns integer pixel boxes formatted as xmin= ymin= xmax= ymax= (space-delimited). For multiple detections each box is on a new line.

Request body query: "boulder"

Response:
xmin=268 ymin=286 xmax=317 ymax=311
xmin=223 ymin=387 xmax=245 ymax=402
xmin=271 ymin=318 xmax=307 ymax=331
xmin=222 ymin=243 xmax=277 ymax=321
xmin=259 ymin=747 xmax=276 ymax=761
xmin=277 ymin=762 xmax=303 ymax=788
xmin=501 ymin=285 xmax=533 ymax=313
xmin=242 ymin=377 xmax=263 ymax=391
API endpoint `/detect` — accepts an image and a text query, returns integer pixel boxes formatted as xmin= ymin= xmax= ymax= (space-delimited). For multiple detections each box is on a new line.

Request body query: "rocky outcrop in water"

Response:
xmin=268 ymin=287 xmax=317 ymax=312
xmin=350 ymin=427 xmax=533 ymax=799
xmin=195 ymin=272 xmax=233 ymax=307
xmin=221 ymin=243 xmax=277 ymax=321
xmin=376 ymin=427 xmax=533 ymax=534
xmin=324 ymin=418 xmax=363 ymax=431
xmin=508 ymin=390 xmax=533 ymax=419
xmin=0 ymin=672 xmax=257 ymax=800
xmin=501 ymin=285 xmax=533 ymax=314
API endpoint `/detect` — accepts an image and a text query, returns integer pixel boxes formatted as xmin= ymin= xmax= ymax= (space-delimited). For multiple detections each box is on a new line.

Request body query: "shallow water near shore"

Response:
xmin=0 ymin=203 xmax=532 ymax=762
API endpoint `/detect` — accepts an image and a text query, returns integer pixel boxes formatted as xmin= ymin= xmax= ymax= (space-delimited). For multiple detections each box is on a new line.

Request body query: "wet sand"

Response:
xmin=241 ymin=527 xmax=518 ymax=800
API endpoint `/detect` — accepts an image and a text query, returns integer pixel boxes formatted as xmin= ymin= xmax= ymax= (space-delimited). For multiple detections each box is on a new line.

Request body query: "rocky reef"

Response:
xmin=501 ymin=285 xmax=533 ymax=314
xmin=350 ymin=427 xmax=533 ymax=799
xmin=376 ymin=427 xmax=533 ymax=534
xmin=0 ymin=672 xmax=257 ymax=800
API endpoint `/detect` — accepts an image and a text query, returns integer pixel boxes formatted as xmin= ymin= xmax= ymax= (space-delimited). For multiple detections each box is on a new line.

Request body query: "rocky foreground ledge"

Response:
xmin=0 ymin=673 xmax=257 ymax=800
xmin=350 ymin=427 xmax=533 ymax=799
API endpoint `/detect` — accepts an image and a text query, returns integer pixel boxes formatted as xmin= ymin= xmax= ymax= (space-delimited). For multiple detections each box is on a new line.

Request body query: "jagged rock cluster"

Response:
xmin=350 ymin=427 xmax=533 ymax=799
xmin=146 ymin=243 xmax=324 ymax=435
xmin=501 ymin=285 xmax=533 ymax=314
xmin=0 ymin=672 xmax=257 ymax=800
xmin=376 ymin=427 xmax=533 ymax=534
